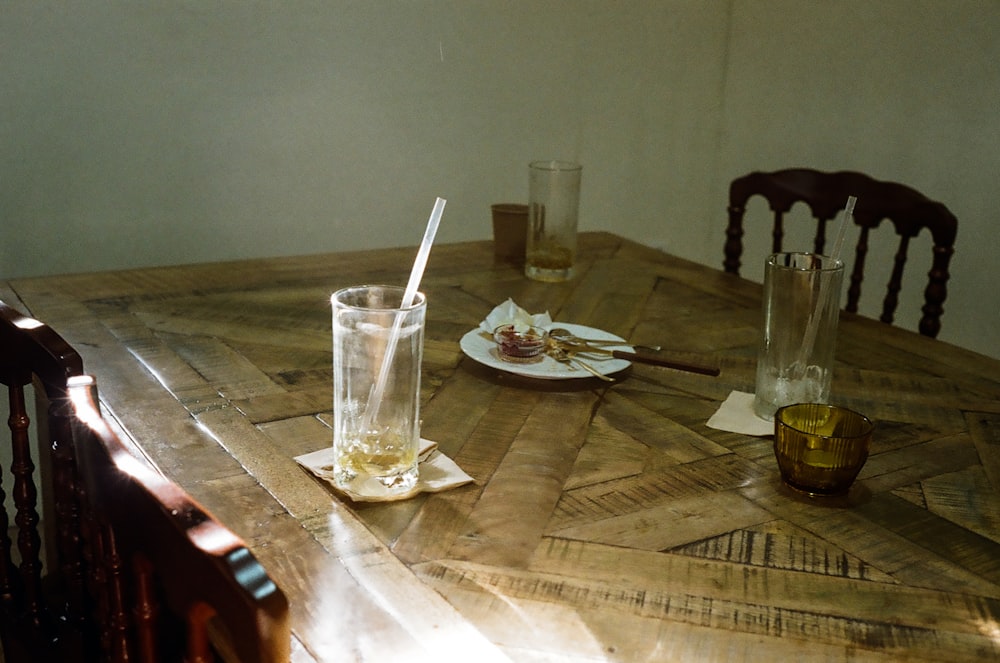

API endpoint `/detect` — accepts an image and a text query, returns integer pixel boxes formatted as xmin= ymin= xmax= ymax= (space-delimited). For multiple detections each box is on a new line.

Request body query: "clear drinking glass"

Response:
xmin=331 ymin=285 xmax=425 ymax=497
xmin=754 ymin=252 xmax=844 ymax=420
xmin=526 ymin=160 xmax=582 ymax=282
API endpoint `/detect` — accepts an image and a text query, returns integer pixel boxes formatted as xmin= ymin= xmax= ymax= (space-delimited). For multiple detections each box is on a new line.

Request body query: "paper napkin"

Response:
xmin=706 ymin=390 xmax=775 ymax=437
xmin=479 ymin=298 xmax=552 ymax=333
xmin=295 ymin=439 xmax=474 ymax=503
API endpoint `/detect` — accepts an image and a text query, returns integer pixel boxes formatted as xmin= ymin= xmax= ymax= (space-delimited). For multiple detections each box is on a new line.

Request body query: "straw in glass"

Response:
xmin=793 ymin=195 xmax=857 ymax=375
xmin=359 ymin=197 xmax=446 ymax=433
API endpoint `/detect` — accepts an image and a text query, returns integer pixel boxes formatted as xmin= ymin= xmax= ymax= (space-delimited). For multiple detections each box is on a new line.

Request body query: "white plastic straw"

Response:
xmin=401 ymin=197 xmax=447 ymax=310
xmin=360 ymin=197 xmax=446 ymax=432
xmin=828 ymin=195 xmax=857 ymax=270
xmin=795 ymin=195 xmax=857 ymax=371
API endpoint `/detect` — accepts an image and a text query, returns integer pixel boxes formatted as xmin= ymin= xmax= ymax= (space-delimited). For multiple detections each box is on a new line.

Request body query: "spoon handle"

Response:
xmin=569 ymin=338 xmax=662 ymax=352
xmin=572 ymin=357 xmax=616 ymax=382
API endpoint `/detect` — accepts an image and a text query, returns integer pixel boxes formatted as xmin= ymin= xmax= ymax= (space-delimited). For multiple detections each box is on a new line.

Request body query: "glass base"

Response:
xmin=332 ymin=435 xmax=419 ymax=499
xmin=334 ymin=465 xmax=419 ymax=499
xmin=754 ymin=365 xmax=830 ymax=420
xmin=780 ymin=474 xmax=855 ymax=497
xmin=753 ymin=398 xmax=776 ymax=421
xmin=525 ymin=263 xmax=575 ymax=282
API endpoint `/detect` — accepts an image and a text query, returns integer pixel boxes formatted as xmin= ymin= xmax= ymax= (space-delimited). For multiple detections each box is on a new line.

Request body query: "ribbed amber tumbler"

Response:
xmin=773 ymin=403 xmax=874 ymax=495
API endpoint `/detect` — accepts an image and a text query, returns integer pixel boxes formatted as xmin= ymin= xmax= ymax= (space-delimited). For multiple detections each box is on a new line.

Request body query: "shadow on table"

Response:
xmin=458 ymin=355 xmax=632 ymax=392
xmin=770 ymin=474 xmax=874 ymax=509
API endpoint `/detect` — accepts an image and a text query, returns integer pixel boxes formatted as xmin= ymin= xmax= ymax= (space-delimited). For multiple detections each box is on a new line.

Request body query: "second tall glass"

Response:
xmin=526 ymin=160 xmax=582 ymax=282
xmin=754 ymin=252 xmax=844 ymax=421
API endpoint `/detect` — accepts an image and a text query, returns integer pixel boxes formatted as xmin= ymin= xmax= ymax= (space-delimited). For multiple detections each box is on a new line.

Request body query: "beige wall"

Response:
xmin=3 ymin=1 xmax=997 ymax=359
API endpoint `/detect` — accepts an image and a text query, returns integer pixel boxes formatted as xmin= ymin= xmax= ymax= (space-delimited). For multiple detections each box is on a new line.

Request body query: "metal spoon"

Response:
xmin=548 ymin=327 xmax=661 ymax=352
xmin=550 ymin=331 xmax=720 ymax=377
xmin=546 ymin=344 xmax=615 ymax=382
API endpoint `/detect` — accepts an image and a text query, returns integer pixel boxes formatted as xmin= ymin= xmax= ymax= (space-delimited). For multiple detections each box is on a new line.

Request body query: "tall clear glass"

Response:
xmin=754 ymin=253 xmax=844 ymax=421
xmin=331 ymin=285 xmax=425 ymax=498
xmin=526 ymin=160 xmax=582 ymax=282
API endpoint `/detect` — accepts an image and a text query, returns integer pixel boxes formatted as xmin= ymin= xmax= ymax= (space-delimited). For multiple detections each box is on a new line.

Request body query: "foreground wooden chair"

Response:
xmin=724 ymin=168 xmax=958 ymax=338
xmin=67 ymin=375 xmax=290 ymax=662
xmin=0 ymin=300 xmax=87 ymax=660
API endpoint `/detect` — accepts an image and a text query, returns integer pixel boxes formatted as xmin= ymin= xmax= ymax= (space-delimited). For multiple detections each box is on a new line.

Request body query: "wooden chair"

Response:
xmin=724 ymin=168 xmax=958 ymax=338
xmin=67 ymin=375 xmax=291 ymax=662
xmin=0 ymin=300 xmax=88 ymax=660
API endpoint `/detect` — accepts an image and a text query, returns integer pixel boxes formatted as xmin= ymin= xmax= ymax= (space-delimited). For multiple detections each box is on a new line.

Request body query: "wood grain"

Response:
xmin=7 ymin=232 xmax=1000 ymax=661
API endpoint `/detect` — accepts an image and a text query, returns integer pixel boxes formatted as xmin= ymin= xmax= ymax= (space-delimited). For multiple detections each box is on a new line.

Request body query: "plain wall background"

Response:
xmin=3 ymin=1 xmax=997 ymax=359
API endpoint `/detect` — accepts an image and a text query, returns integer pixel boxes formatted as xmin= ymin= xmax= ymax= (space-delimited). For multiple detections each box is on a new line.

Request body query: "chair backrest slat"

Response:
xmin=811 ymin=216 xmax=828 ymax=256
xmin=0 ymin=462 xmax=14 ymax=605
xmin=7 ymin=381 xmax=44 ymax=629
xmin=847 ymin=226 xmax=873 ymax=314
xmin=884 ymin=234 xmax=912 ymax=325
xmin=0 ymin=300 xmax=85 ymax=659
xmin=725 ymin=168 xmax=958 ymax=338
xmin=770 ymin=211 xmax=784 ymax=254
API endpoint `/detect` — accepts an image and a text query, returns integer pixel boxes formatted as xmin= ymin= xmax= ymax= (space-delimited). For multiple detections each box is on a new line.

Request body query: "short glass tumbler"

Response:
xmin=773 ymin=403 xmax=874 ymax=495
xmin=331 ymin=285 xmax=425 ymax=498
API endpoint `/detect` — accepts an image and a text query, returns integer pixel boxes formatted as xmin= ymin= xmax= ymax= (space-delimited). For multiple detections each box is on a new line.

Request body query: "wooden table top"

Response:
xmin=5 ymin=232 xmax=1000 ymax=662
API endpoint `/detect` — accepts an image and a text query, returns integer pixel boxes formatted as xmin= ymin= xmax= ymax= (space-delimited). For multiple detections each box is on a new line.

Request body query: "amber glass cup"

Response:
xmin=773 ymin=403 xmax=874 ymax=495
xmin=491 ymin=203 xmax=529 ymax=264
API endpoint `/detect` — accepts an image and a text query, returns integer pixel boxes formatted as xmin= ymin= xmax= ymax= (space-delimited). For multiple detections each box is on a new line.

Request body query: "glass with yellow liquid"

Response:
xmin=773 ymin=403 xmax=874 ymax=495
xmin=526 ymin=160 xmax=582 ymax=282
xmin=331 ymin=285 xmax=425 ymax=498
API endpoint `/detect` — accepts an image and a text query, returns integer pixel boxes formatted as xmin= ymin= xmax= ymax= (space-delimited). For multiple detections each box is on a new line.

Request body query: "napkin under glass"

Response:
xmin=295 ymin=438 xmax=474 ymax=503
xmin=300 ymin=299 xmax=553 ymax=502
xmin=706 ymin=390 xmax=775 ymax=437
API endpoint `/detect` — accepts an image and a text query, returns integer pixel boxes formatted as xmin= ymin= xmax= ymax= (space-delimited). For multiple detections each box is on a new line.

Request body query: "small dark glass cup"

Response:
xmin=774 ymin=403 xmax=874 ymax=495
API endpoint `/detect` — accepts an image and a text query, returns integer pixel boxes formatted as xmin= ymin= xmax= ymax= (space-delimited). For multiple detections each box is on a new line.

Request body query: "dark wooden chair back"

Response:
xmin=724 ymin=168 xmax=957 ymax=338
xmin=0 ymin=300 xmax=88 ymax=659
xmin=67 ymin=375 xmax=291 ymax=662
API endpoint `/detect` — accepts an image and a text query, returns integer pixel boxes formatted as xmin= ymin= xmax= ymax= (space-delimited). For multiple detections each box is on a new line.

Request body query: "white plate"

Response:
xmin=459 ymin=322 xmax=632 ymax=380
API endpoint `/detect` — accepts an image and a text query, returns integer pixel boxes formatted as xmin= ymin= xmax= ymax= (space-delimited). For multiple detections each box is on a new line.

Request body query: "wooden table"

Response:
xmin=5 ymin=232 xmax=1000 ymax=662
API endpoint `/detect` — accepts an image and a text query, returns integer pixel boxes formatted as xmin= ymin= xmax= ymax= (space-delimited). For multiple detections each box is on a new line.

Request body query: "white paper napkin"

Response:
xmin=706 ymin=390 xmax=775 ymax=436
xmin=295 ymin=438 xmax=474 ymax=503
xmin=479 ymin=298 xmax=552 ymax=333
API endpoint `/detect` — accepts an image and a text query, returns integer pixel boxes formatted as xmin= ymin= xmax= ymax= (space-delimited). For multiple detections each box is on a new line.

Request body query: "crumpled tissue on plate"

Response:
xmin=479 ymin=298 xmax=552 ymax=334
